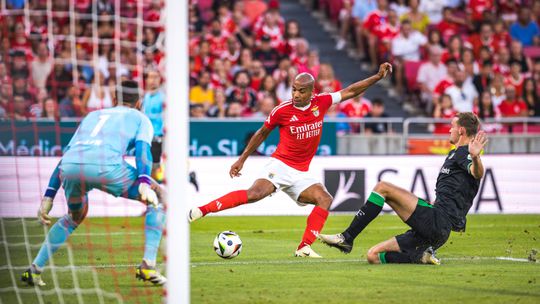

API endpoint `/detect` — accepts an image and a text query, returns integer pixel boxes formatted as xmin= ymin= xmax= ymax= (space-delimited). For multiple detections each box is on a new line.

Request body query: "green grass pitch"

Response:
xmin=1 ymin=214 xmax=539 ymax=303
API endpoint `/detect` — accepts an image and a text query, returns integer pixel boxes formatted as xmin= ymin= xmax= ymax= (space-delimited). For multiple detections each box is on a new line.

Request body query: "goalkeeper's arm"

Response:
xmin=44 ymin=161 xmax=61 ymax=199
xmin=135 ymin=140 xmax=159 ymax=207
xmin=38 ymin=161 xmax=61 ymax=225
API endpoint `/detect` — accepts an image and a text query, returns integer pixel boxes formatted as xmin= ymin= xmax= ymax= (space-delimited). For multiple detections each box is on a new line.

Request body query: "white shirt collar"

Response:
xmin=293 ymin=100 xmax=311 ymax=111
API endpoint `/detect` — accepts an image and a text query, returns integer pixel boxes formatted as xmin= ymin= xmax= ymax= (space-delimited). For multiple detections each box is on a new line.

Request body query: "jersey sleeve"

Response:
xmin=264 ymin=105 xmax=283 ymax=130
xmin=456 ymin=147 xmax=474 ymax=174
xmin=136 ymin=114 xmax=154 ymax=144
xmin=316 ymin=93 xmax=334 ymax=113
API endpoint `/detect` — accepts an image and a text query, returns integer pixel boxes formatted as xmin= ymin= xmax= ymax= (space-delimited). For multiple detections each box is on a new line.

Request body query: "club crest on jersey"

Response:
xmin=311 ymin=106 xmax=320 ymax=117
xmin=268 ymin=172 xmax=275 ymax=179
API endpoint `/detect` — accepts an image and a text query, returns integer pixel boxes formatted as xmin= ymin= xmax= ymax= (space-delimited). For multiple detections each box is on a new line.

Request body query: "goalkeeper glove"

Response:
xmin=138 ymin=176 xmax=159 ymax=208
xmin=38 ymin=196 xmax=53 ymax=226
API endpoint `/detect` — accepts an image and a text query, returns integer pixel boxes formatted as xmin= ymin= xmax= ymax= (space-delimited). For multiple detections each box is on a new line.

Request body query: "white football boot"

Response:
xmin=420 ymin=247 xmax=441 ymax=265
xmin=187 ymin=207 xmax=203 ymax=223
xmin=317 ymin=233 xmax=353 ymax=254
xmin=294 ymin=245 xmax=322 ymax=258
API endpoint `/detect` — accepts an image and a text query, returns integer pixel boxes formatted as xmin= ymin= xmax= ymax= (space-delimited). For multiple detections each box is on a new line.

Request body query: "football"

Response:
xmin=213 ymin=231 xmax=242 ymax=259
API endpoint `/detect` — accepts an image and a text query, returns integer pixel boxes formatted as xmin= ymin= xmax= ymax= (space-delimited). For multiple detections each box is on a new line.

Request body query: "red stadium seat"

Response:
xmin=523 ymin=46 xmax=540 ymax=59
xmin=404 ymin=60 xmax=423 ymax=92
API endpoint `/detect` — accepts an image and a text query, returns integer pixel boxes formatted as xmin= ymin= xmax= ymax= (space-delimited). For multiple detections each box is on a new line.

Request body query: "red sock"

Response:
xmin=199 ymin=190 xmax=248 ymax=216
xmin=298 ymin=206 xmax=329 ymax=250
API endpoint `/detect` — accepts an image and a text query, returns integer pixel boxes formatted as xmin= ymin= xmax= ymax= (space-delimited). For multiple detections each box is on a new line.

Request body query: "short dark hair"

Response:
xmin=509 ymin=59 xmax=522 ymax=67
xmin=445 ymin=58 xmax=458 ymax=66
xmin=117 ymin=80 xmax=140 ymax=105
xmin=482 ymin=59 xmax=493 ymax=66
xmin=457 ymin=112 xmax=480 ymax=137
xmin=372 ymin=98 xmax=384 ymax=106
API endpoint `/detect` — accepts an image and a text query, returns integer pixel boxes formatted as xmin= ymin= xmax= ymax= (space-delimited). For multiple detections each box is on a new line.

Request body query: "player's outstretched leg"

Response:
xmin=136 ymin=205 xmax=167 ymax=285
xmin=188 ymin=190 xmax=248 ymax=222
xmin=22 ymin=213 xmax=81 ymax=287
xmin=294 ymin=184 xmax=332 ymax=258
xmin=318 ymin=191 xmax=385 ymax=253
xmin=189 ymin=179 xmax=275 ymax=223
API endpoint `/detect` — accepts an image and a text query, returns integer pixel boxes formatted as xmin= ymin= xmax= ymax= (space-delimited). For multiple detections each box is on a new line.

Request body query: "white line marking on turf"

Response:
xmin=0 ymin=256 xmax=535 ymax=272
xmin=190 ymin=256 xmax=539 ymax=267
xmin=2 ymin=224 xmax=537 ymax=238
xmin=191 ymin=258 xmax=364 ymax=267
xmin=494 ymin=257 xmax=530 ymax=262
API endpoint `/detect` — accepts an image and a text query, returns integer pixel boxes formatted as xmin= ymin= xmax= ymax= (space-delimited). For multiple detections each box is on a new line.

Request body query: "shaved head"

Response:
xmin=292 ymin=72 xmax=315 ymax=107
xmin=295 ymin=72 xmax=315 ymax=87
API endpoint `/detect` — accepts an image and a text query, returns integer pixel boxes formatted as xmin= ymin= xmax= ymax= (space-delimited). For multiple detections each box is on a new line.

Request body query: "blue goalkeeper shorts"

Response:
xmin=60 ymin=162 xmax=139 ymax=211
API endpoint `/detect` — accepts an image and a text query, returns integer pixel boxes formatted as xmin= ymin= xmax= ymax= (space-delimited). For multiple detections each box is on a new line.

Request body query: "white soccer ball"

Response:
xmin=213 ymin=231 xmax=242 ymax=259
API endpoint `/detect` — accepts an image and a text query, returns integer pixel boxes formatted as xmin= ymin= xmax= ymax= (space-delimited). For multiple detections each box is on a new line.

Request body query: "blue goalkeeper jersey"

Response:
xmin=62 ymin=106 xmax=154 ymax=165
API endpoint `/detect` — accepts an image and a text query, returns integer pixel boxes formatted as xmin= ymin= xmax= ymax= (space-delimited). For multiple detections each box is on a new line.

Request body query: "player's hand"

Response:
xmin=377 ymin=62 xmax=392 ymax=79
xmin=139 ymin=183 xmax=159 ymax=208
xmin=38 ymin=196 xmax=53 ymax=226
xmin=469 ymin=131 xmax=488 ymax=158
xmin=229 ymin=159 xmax=244 ymax=178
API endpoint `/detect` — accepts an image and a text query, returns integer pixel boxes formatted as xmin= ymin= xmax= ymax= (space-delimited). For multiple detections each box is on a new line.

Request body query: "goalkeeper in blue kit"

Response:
xmin=22 ymin=80 xmax=167 ymax=286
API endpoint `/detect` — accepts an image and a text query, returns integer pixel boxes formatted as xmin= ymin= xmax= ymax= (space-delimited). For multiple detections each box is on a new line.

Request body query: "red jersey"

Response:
xmin=467 ymin=34 xmax=498 ymax=58
xmin=440 ymin=50 xmax=461 ymax=64
xmin=363 ymin=10 xmax=387 ymax=34
xmin=339 ymin=98 xmax=371 ymax=117
xmin=315 ymin=79 xmax=342 ymax=94
xmin=374 ymin=23 xmax=399 ymax=43
xmin=204 ymin=33 xmax=229 ymax=58
xmin=437 ymin=20 xmax=460 ymax=44
xmin=434 ymin=108 xmax=457 ymax=134
xmin=433 ymin=78 xmax=454 ymax=98
xmin=493 ymin=32 xmax=512 ymax=50
xmin=504 ymin=75 xmax=525 ymax=97
xmin=493 ymin=63 xmax=511 ymax=76
xmin=264 ymin=94 xmax=335 ymax=171
xmin=498 ymin=99 xmax=528 ymax=117
xmin=467 ymin=0 xmax=495 ymax=21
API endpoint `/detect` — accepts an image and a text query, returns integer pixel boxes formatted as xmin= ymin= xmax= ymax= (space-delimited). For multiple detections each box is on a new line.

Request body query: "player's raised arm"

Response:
xmin=469 ymin=131 xmax=488 ymax=179
xmin=230 ymin=125 xmax=272 ymax=178
xmin=338 ymin=62 xmax=392 ymax=102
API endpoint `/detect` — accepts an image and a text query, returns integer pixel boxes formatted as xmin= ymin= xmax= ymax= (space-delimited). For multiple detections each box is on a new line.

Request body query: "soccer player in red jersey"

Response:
xmin=189 ymin=62 xmax=393 ymax=258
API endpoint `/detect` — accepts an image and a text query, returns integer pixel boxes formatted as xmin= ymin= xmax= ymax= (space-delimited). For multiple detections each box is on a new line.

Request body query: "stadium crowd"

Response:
xmin=1 ymin=0 xmax=539 ymax=134
xmin=318 ymin=0 xmax=540 ymax=133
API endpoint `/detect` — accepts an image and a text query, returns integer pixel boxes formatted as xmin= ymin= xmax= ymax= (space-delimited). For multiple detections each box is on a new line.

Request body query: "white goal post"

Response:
xmin=165 ymin=0 xmax=190 ymax=303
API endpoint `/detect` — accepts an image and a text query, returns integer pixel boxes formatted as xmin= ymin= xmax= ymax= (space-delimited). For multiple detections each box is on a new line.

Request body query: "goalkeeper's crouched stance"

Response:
xmin=22 ymin=80 xmax=167 ymax=287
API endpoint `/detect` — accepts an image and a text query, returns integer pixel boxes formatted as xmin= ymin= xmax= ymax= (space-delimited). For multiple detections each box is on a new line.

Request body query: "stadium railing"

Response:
xmin=402 ymin=117 xmax=540 ymax=155
xmin=2 ymin=116 xmax=539 ymax=156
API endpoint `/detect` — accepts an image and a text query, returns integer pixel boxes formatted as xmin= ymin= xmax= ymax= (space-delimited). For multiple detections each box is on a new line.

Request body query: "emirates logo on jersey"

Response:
xmin=289 ymin=121 xmax=323 ymax=140
xmin=311 ymin=106 xmax=320 ymax=117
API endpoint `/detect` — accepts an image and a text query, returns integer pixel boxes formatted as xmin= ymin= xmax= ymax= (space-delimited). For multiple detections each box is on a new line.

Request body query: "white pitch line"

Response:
xmin=2 ymin=223 xmax=538 ymax=238
xmin=0 ymin=256 xmax=535 ymax=272
xmin=190 ymin=258 xmax=364 ymax=267
xmin=494 ymin=257 xmax=531 ymax=262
